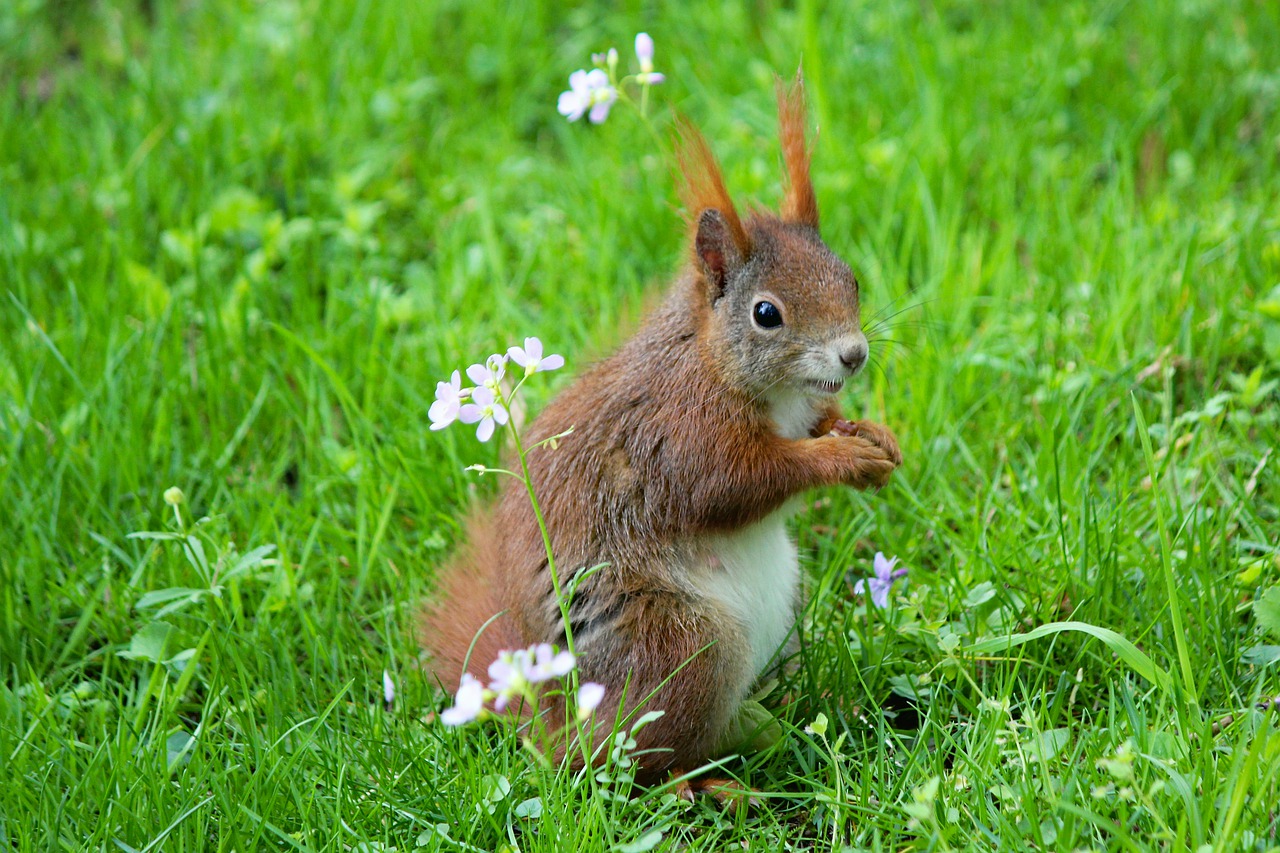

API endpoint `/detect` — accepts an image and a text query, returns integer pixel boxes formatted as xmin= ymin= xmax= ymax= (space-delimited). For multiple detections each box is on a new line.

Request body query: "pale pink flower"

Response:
xmin=508 ymin=337 xmax=565 ymax=377
xmin=557 ymin=69 xmax=618 ymax=124
xmin=527 ymin=643 xmax=575 ymax=682
xmin=487 ymin=649 xmax=525 ymax=711
xmin=852 ymin=552 xmax=909 ymax=608
xmin=466 ymin=354 xmax=507 ymax=391
xmin=592 ymin=47 xmax=619 ymax=75
xmin=440 ymin=673 xmax=485 ymax=726
xmin=458 ymin=386 xmax=509 ymax=442
xmin=428 ymin=370 xmax=467 ymax=430
xmin=634 ymin=33 xmax=665 ymax=86
xmin=576 ymin=682 xmax=606 ymax=720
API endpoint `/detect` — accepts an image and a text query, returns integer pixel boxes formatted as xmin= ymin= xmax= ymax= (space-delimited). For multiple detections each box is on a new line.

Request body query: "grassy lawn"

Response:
xmin=3 ymin=0 xmax=1280 ymax=849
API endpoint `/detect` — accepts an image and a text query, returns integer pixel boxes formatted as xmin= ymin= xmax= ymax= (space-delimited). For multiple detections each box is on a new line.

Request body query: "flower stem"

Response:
xmin=505 ymin=417 xmax=575 ymax=657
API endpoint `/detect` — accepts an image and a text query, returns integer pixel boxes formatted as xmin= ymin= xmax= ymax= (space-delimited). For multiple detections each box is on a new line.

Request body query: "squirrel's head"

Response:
xmin=677 ymin=75 xmax=866 ymax=400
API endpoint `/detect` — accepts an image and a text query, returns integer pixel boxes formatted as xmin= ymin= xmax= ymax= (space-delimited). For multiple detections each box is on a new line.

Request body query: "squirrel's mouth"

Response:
xmin=807 ymin=378 xmax=845 ymax=395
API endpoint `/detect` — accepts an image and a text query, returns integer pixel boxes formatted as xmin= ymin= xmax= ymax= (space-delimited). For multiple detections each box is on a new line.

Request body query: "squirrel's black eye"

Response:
xmin=753 ymin=301 xmax=783 ymax=329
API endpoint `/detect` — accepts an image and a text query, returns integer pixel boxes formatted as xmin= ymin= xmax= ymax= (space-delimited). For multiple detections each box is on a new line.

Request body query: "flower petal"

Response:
xmin=441 ymin=674 xmax=485 ymax=726
xmin=428 ymin=398 xmax=457 ymax=429
xmin=577 ymin=682 xmax=606 ymax=718
xmin=539 ymin=354 xmax=565 ymax=372
xmin=523 ymin=337 xmax=543 ymax=362
xmin=458 ymin=403 xmax=482 ymax=424
xmin=873 ymin=551 xmax=898 ymax=581
xmin=588 ymin=98 xmax=613 ymax=124
xmin=558 ymin=90 xmax=586 ymax=120
xmin=508 ymin=346 xmax=529 ymax=367
xmin=476 ymin=417 xmax=495 ymax=442
xmin=548 ymin=650 xmax=575 ymax=677
xmin=635 ymin=32 xmax=654 ymax=64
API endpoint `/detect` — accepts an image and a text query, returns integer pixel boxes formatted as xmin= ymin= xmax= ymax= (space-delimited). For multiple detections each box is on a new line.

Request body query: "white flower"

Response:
xmin=507 ymin=337 xmax=565 ymax=377
xmin=382 ymin=670 xmax=395 ymax=705
xmin=634 ymin=33 xmax=665 ymax=86
xmin=465 ymin=354 xmax=507 ymax=391
xmin=440 ymin=673 xmax=485 ymax=726
xmin=557 ymin=69 xmax=618 ymax=124
xmin=576 ymin=682 xmax=606 ymax=720
xmin=458 ymin=386 xmax=509 ymax=442
xmin=429 ymin=370 xmax=468 ymax=431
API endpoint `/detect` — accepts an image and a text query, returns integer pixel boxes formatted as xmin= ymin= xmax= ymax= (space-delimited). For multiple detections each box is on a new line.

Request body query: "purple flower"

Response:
xmin=458 ymin=385 xmax=509 ymax=442
xmin=508 ymin=337 xmax=565 ymax=377
xmin=634 ymin=33 xmax=665 ymax=86
xmin=557 ymin=69 xmax=618 ymax=124
xmin=440 ymin=673 xmax=485 ymax=726
xmin=428 ymin=370 xmax=467 ymax=431
xmin=853 ymin=552 xmax=908 ymax=608
xmin=576 ymin=682 xmax=606 ymax=720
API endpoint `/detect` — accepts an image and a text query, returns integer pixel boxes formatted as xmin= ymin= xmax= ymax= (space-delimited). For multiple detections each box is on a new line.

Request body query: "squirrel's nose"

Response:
xmin=838 ymin=338 xmax=869 ymax=373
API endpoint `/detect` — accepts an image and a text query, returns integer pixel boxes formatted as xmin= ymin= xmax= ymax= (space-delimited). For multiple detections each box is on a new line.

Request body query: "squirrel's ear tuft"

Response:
xmin=694 ymin=209 xmax=743 ymax=300
xmin=777 ymin=72 xmax=819 ymax=230
xmin=674 ymin=117 xmax=751 ymax=262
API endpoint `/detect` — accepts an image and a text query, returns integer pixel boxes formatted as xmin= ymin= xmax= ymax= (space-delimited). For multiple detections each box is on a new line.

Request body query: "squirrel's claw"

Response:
xmin=670 ymin=773 xmax=762 ymax=813
xmin=830 ymin=419 xmax=903 ymax=468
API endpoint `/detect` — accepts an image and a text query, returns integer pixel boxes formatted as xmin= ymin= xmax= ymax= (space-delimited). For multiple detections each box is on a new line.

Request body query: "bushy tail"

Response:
xmin=418 ymin=510 xmax=522 ymax=691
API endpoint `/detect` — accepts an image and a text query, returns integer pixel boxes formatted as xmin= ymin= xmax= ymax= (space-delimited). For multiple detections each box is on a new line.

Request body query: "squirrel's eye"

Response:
xmin=753 ymin=301 xmax=783 ymax=329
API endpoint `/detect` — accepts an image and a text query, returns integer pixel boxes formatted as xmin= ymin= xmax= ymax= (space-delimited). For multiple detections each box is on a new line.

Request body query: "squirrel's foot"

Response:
xmin=671 ymin=773 xmax=761 ymax=813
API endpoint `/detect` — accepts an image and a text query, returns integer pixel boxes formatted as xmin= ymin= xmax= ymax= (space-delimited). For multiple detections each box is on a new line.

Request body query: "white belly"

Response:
xmin=694 ymin=511 xmax=801 ymax=678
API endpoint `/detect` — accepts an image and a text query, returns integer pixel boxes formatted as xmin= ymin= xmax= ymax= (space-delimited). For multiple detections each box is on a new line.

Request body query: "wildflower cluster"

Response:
xmin=557 ymin=32 xmax=666 ymax=124
xmin=440 ymin=643 xmax=605 ymax=726
xmin=429 ymin=336 xmax=564 ymax=442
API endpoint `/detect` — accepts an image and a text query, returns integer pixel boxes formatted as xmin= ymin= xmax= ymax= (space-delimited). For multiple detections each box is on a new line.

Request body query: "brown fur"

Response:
xmin=419 ymin=75 xmax=901 ymax=784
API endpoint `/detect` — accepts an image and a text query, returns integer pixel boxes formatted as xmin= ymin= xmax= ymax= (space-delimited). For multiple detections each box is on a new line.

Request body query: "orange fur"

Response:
xmin=776 ymin=75 xmax=819 ymax=229
xmin=417 ymin=510 xmax=522 ymax=690
xmin=673 ymin=117 xmax=751 ymax=257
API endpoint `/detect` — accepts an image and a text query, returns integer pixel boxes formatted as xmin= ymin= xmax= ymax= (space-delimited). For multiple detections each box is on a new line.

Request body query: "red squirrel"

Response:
xmin=420 ymin=76 xmax=902 ymax=783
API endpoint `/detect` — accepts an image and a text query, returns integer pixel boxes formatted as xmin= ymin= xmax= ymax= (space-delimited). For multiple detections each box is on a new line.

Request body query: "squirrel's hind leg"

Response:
xmin=418 ymin=510 xmax=523 ymax=690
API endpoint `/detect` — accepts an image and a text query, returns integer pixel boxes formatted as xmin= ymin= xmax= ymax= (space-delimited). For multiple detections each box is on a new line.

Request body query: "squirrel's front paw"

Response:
xmin=830 ymin=419 xmax=903 ymax=468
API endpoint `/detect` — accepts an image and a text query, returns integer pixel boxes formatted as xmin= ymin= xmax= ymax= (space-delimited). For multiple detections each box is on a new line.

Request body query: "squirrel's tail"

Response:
xmin=418 ymin=509 xmax=522 ymax=691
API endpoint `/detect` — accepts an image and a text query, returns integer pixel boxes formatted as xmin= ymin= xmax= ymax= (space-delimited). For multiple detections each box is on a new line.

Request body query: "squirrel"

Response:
xmin=420 ymin=76 xmax=902 ymax=785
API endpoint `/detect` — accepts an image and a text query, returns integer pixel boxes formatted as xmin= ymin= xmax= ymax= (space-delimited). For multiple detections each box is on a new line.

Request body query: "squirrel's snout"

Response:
xmin=835 ymin=334 xmax=869 ymax=375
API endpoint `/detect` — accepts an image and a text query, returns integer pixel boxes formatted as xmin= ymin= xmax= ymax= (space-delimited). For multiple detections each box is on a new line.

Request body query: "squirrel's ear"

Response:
xmin=777 ymin=73 xmax=819 ymax=230
xmin=674 ymin=117 xmax=751 ymax=299
xmin=695 ymin=209 xmax=743 ymax=300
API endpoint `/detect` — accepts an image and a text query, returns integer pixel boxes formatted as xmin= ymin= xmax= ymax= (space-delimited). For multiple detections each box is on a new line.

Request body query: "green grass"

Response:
xmin=3 ymin=0 xmax=1280 ymax=849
